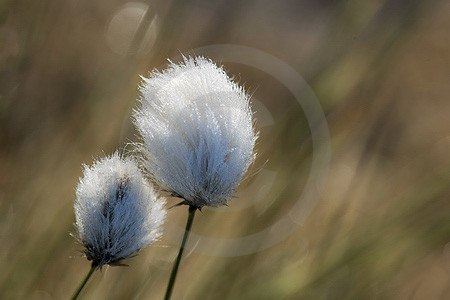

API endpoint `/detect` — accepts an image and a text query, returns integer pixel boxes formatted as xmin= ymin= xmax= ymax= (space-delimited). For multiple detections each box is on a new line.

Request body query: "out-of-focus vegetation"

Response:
xmin=1 ymin=0 xmax=449 ymax=299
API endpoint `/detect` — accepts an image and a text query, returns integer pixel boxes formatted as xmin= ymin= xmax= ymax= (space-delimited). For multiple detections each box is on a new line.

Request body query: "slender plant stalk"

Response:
xmin=164 ymin=205 xmax=196 ymax=300
xmin=71 ymin=262 xmax=97 ymax=300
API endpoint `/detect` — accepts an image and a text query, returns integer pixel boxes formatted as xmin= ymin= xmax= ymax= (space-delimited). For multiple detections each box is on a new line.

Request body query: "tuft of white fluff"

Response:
xmin=133 ymin=56 xmax=257 ymax=207
xmin=74 ymin=153 xmax=166 ymax=267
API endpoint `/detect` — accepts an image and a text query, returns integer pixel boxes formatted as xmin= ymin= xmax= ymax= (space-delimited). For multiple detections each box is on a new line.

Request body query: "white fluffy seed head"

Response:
xmin=74 ymin=153 xmax=166 ymax=267
xmin=133 ymin=56 xmax=257 ymax=207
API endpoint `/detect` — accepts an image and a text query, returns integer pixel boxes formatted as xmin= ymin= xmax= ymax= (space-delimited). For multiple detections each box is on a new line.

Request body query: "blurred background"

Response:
xmin=1 ymin=0 xmax=449 ymax=299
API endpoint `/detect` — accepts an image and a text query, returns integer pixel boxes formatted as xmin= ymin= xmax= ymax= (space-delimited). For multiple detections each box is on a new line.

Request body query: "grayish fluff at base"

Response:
xmin=74 ymin=153 xmax=166 ymax=267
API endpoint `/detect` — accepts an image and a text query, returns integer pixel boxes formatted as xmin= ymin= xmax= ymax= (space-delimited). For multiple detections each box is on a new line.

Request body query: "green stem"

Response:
xmin=164 ymin=205 xmax=197 ymax=300
xmin=71 ymin=262 xmax=96 ymax=300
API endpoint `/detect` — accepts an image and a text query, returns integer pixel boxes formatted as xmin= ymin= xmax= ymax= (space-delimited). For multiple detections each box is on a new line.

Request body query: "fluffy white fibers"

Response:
xmin=74 ymin=153 xmax=166 ymax=267
xmin=133 ymin=56 xmax=257 ymax=207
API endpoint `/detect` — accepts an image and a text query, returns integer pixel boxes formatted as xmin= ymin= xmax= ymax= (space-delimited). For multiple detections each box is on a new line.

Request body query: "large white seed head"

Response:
xmin=74 ymin=153 xmax=166 ymax=267
xmin=133 ymin=56 xmax=257 ymax=207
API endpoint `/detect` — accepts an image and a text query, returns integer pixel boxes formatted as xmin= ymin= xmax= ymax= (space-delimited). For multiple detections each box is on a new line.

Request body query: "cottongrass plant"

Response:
xmin=71 ymin=153 xmax=166 ymax=299
xmin=133 ymin=56 xmax=257 ymax=299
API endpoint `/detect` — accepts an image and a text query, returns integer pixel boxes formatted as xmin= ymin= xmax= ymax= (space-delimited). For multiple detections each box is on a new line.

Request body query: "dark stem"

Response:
xmin=164 ymin=205 xmax=197 ymax=300
xmin=127 ymin=1 xmax=154 ymax=56
xmin=71 ymin=262 xmax=97 ymax=300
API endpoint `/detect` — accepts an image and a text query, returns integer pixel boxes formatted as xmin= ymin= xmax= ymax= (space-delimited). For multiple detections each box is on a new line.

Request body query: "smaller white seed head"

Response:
xmin=133 ymin=56 xmax=257 ymax=208
xmin=74 ymin=153 xmax=166 ymax=267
